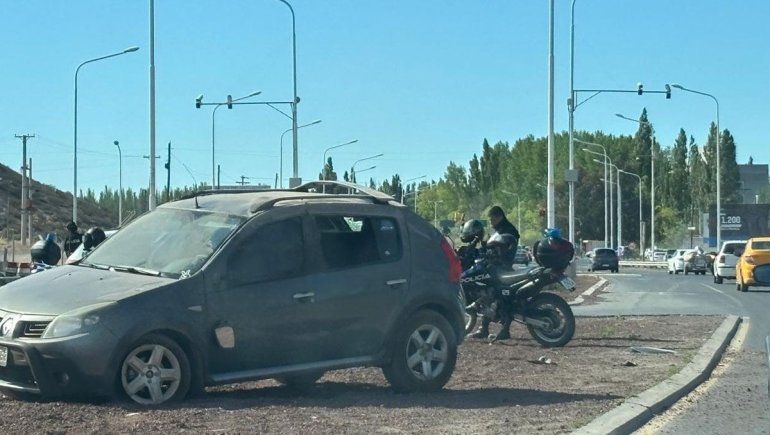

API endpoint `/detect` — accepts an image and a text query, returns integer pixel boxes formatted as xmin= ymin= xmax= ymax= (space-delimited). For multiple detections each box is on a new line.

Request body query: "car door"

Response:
xmin=204 ymin=206 xmax=323 ymax=373
xmin=302 ymin=202 xmax=410 ymax=360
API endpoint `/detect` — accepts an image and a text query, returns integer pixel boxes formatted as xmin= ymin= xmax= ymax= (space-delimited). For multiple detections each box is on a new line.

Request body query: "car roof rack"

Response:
xmin=294 ymin=180 xmax=394 ymax=201
xmin=248 ymin=181 xmax=396 ymax=213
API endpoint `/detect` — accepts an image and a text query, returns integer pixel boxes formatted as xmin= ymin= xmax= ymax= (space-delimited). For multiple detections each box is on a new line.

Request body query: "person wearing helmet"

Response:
xmin=63 ymin=221 xmax=83 ymax=256
xmin=457 ymin=219 xmax=485 ymax=269
xmin=468 ymin=206 xmax=521 ymax=340
xmin=82 ymin=227 xmax=107 ymax=253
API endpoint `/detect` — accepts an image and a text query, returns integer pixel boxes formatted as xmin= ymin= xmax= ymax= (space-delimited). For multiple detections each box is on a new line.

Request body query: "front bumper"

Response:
xmin=0 ymin=328 xmax=119 ymax=397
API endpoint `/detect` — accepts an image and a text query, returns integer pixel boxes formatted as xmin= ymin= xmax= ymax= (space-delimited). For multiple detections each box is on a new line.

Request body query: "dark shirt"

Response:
xmin=63 ymin=231 xmax=83 ymax=256
xmin=490 ymin=217 xmax=520 ymax=267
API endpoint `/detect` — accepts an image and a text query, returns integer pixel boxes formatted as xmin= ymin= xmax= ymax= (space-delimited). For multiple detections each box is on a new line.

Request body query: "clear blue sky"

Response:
xmin=1 ymin=0 xmax=768 ymax=195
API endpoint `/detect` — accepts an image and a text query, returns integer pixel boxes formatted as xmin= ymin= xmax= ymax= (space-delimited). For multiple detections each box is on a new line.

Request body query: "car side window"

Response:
xmin=228 ymin=217 xmax=305 ymax=282
xmin=315 ymin=215 xmax=402 ymax=269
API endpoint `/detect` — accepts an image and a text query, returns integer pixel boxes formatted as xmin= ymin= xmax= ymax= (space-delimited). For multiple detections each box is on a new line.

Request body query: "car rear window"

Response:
xmin=595 ymin=249 xmax=616 ymax=257
xmin=751 ymin=241 xmax=770 ymax=250
xmin=315 ymin=215 xmax=402 ymax=269
xmin=722 ymin=243 xmax=746 ymax=255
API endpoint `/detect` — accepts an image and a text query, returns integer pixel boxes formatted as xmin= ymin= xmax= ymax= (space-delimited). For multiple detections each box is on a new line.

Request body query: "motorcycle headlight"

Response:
xmin=42 ymin=302 xmax=113 ymax=339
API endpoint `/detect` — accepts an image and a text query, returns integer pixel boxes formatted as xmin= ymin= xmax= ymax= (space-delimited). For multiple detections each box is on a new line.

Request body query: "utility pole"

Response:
xmin=165 ymin=141 xmax=171 ymax=202
xmin=217 ymin=165 xmax=221 ymax=189
xmin=148 ymin=0 xmax=157 ymax=211
xmin=546 ymin=0 xmax=556 ymax=228
xmin=14 ymin=134 xmax=34 ymax=245
xmin=28 ymin=158 xmax=32 ymax=243
xmin=236 ymin=176 xmax=250 ymax=186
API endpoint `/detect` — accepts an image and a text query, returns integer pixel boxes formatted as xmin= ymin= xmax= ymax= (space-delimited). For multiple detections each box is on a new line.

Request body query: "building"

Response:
xmin=738 ymin=157 xmax=769 ymax=204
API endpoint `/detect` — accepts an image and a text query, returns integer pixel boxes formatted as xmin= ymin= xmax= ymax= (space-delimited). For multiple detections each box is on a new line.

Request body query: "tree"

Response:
xmin=319 ymin=157 xmax=338 ymax=182
xmin=719 ymin=129 xmax=741 ymax=204
xmin=670 ymin=128 xmax=690 ymax=211
xmin=688 ymin=136 xmax=707 ymax=224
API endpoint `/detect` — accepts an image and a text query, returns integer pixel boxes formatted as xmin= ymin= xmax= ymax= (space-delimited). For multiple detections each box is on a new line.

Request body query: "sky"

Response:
xmin=1 ymin=0 xmax=769 ymax=195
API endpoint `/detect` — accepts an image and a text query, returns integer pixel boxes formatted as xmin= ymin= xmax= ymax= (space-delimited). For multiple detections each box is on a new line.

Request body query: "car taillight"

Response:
xmin=744 ymin=255 xmax=756 ymax=265
xmin=440 ymin=238 xmax=462 ymax=283
xmin=718 ymin=255 xmax=725 ymax=264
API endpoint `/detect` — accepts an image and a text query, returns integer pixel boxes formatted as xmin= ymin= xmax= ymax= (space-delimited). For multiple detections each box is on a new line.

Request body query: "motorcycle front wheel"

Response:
xmin=525 ymin=292 xmax=575 ymax=347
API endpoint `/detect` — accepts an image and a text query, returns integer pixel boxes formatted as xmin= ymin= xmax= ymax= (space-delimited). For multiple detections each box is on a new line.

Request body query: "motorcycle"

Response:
xmin=459 ymin=245 xmax=576 ymax=347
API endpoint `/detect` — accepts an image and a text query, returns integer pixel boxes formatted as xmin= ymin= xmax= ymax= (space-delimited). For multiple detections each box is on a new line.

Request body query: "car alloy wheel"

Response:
xmin=121 ymin=343 xmax=183 ymax=405
xmin=405 ymin=324 xmax=448 ymax=381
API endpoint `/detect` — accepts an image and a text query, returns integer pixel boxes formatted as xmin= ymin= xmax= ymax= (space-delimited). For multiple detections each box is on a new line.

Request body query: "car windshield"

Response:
xmin=751 ymin=241 xmax=770 ymax=250
xmin=83 ymin=207 xmax=244 ymax=278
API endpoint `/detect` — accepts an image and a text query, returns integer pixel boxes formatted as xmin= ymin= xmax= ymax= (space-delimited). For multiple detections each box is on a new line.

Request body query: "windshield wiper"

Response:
xmin=109 ymin=265 xmax=162 ymax=277
xmin=79 ymin=262 xmax=110 ymax=270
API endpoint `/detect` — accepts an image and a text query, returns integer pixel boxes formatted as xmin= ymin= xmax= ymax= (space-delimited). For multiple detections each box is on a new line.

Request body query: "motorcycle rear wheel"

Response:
xmin=464 ymin=309 xmax=477 ymax=335
xmin=526 ymin=292 xmax=575 ymax=347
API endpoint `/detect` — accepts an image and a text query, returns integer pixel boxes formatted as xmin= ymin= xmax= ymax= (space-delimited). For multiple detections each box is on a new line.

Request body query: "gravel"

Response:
xmin=0 ymin=315 xmax=721 ymax=434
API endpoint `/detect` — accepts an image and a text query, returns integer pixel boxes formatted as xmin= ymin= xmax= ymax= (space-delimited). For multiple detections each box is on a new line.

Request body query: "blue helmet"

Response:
xmin=544 ymin=227 xmax=562 ymax=239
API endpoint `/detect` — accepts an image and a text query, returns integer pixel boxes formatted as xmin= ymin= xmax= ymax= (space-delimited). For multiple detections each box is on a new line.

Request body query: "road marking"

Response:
xmin=578 ymin=273 xmax=642 ymax=278
xmin=637 ymin=317 xmax=749 ymax=434
xmin=700 ymin=283 xmax=744 ymax=307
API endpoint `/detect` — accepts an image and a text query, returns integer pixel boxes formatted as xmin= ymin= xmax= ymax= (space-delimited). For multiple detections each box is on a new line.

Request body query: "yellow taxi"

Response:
xmin=735 ymin=236 xmax=770 ymax=292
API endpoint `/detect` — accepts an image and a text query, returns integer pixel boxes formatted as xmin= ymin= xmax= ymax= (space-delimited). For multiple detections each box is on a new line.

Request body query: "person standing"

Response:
xmin=63 ymin=221 xmax=83 ymax=257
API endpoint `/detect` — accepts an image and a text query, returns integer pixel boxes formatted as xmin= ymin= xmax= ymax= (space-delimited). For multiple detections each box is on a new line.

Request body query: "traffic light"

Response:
xmin=665 ymin=84 xmax=671 ymax=99
xmin=195 ymin=94 xmax=203 ymax=109
xmin=637 ymin=83 xmax=643 ymax=95
xmin=226 ymin=94 xmax=233 ymax=109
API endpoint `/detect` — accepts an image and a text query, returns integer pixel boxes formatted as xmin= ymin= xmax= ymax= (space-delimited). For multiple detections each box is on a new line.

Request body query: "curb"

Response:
xmin=572 ymin=314 xmax=742 ymax=435
xmin=569 ymin=278 xmax=608 ymax=306
xmin=619 ymin=261 xmax=667 ymax=269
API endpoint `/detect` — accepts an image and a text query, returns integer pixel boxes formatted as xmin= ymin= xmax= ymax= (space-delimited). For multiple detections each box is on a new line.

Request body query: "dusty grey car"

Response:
xmin=0 ymin=181 xmax=465 ymax=405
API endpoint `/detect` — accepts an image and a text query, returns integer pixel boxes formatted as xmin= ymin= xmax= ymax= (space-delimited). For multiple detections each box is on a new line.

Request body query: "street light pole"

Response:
xmin=114 ymin=141 xmax=122 ymax=226
xmin=671 ymin=84 xmax=721 ymax=249
xmin=280 ymin=119 xmax=321 ymax=188
xmin=403 ymin=175 xmax=427 ymax=205
xmin=321 ymin=140 xmax=358 ymax=193
xmin=274 ymin=0 xmax=300 ymax=186
xmin=567 ymin=0 xmax=577 ymax=244
xmin=546 ymin=0 xmax=556 ymax=228
xmin=616 ymin=114 xmax=656 ymax=253
xmin=431 ymin=200 xmax=444 ymax=227
xmin=351 ymin=153 xmax=384 ymax=183
xmin=206 ymin=91 xmax=262 ymax=188
xmin=73 ymin=46 xmax=139 ymax=223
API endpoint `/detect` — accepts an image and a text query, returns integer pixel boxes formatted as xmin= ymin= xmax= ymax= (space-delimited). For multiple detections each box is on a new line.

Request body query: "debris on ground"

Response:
xmin=621 ymin=361 xmax=638 ymax=367
xmin=630 ymin=346 xmax=677 ymax=354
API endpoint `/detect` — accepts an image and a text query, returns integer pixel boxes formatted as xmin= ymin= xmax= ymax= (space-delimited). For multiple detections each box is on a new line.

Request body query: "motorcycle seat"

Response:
xmin=497 ymin=270 xmax=533 ymax=286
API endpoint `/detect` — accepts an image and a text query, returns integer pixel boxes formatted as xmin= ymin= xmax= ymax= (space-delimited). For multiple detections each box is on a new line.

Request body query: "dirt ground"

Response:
xmin=0 ymin=315 xmax=722 ymax=434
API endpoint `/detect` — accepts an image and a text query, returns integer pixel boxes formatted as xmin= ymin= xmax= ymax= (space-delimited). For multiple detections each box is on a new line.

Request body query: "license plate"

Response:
xmin=602 ymin=264 xmax=609 ymax=267
xmin=0 ymin=346 xmax=7 ymax=367
xmin=559 ymin=276 xmax=576 ymax=290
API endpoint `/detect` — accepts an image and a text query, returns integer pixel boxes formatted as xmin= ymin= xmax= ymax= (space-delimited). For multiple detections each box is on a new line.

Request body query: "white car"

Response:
xmin=652 ymin=250 xmax=667 ymax=262
xmin=713 ymin=240 xmax=747 ymax=284
xmin=667 ymin=249 xmax=689 ymax=274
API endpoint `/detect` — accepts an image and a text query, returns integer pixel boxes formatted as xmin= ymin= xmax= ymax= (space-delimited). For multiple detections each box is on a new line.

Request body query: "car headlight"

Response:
xmin=41 ymin=302 xmax=114 ymax=339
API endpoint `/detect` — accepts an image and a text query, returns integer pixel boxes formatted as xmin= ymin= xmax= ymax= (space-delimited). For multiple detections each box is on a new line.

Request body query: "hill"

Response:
xmin=0 ymin=162 xmax=115 ymax=243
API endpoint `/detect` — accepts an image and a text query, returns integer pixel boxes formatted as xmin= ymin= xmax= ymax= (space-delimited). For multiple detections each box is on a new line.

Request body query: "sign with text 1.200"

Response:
xmin=720 ymin=215 xmax=742 ymax=231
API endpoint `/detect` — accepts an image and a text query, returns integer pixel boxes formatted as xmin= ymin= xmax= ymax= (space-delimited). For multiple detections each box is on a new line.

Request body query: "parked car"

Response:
xmin=652 ymin=250 xmax=667 ymax=262
xmin=667 ymin=249 xmax=689 ymax=274
xmin=735 ymin=237 xmax=770 ymax=292
xmin=513 ymin=246 xmax=531 ymax=265
xmin=587 ymin=248 xmax=619 ymax=273
xmin=0 ymin=181 xmax=466 ymax=405
xmin=713 ymin=240 xmax=747 ymax=284
xmin=682 ymin=250 xmax=708 ymax=275
xmin=666 ymin=249 xmax=678 ymax=260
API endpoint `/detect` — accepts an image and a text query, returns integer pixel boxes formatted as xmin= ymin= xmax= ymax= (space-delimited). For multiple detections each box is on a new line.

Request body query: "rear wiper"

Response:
xmin=109 ymin=265 xmax=162 ymax=277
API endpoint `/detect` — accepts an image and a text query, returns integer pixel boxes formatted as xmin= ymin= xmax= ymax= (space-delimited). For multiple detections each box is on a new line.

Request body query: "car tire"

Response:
xmin=684 ymin=267 xmax=689 ymax=275
xmin=382 ymin=310 xmax=457 ymax=393
xmin=118 ymin=333 xmax=191 ymax=406
xmin=715 ymin=275 xmax=723 ymax=284
xmin=668 ymin=270 xmax=673 ymax=275
xmin=275 ymin=371 xmax=324 ymax=390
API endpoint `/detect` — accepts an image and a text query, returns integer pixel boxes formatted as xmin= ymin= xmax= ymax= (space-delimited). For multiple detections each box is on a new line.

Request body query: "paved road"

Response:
xmin=572 ymin=264 xmax=770 ymax=433
xmin=573 ymin=265 xmax=770 ymax=350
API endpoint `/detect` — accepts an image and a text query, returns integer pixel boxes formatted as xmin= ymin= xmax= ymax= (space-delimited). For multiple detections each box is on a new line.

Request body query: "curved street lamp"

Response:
xmin=73 ymin=46 xmax=139 ymax=223
xmin=280 ymin=119 xmax=321 ymax=187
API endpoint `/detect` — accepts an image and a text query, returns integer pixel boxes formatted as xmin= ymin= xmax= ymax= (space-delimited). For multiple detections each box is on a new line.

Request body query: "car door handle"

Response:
xmin=386 ymin=279 xmax=407 ymax=287
xmin=292 ymin=292 xmax=315 ymax=303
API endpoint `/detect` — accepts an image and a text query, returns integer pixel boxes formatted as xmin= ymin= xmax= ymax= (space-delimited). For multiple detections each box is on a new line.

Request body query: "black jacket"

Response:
xmin=63 ymin=231 xmax=83 ymax=256
xmin=489 ymin=217 xmax=520 ymax=266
